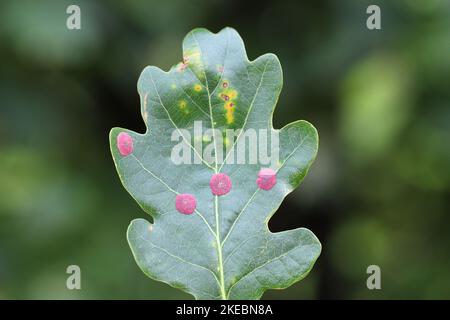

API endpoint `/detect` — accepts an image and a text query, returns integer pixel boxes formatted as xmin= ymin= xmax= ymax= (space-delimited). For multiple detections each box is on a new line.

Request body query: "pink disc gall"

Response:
xmin=117 ymin=132 xmax=134 ymax=156
xmin=210 ymin=173 xmax=232 ymax=196
xmin=175 ymin=194 xmax=197 ymax=215
xmin=256 ymin=168 xmax=277 ymax=190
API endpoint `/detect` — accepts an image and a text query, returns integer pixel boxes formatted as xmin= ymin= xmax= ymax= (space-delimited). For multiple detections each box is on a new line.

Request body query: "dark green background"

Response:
xmin=1 ymin=0 xmax=449 ymax=299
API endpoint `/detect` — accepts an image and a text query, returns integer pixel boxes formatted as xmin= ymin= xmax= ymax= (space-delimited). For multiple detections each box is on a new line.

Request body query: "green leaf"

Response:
xmin=109 ymin=27 xmax=321 ymax=300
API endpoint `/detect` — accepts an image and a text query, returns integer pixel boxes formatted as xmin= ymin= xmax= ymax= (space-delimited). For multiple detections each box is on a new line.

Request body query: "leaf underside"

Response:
xmin=110 ymin=27 xmax=321 ymax=300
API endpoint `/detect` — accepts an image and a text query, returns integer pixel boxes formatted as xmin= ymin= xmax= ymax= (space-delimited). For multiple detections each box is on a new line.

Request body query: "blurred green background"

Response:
xmin=1 ymin=0 xmax=449 ymax=299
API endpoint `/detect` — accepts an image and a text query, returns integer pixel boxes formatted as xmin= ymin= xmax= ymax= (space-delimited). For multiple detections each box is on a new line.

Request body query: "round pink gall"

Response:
xmin=117 ymin=132 xmax=134 ymax=156
xmin=175 ymin=194 xmax=197 ymax=215
xmin=256 ymin=168 xmax=277 ymax=190
xmin=210 ymin=173 xmax=232 ymax=196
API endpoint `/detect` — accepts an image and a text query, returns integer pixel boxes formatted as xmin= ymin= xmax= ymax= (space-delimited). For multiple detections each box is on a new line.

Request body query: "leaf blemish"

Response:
xmin=143 ymin=110 xmax=148 ymax=123
xmin=194 ymin=84 xmax=202 ymax=92
xmin=117 ymin=132 xmax=134 ymax=156
xmin=142 ymin=93 xmax=149 ymax=123
xmin=210 ymin=173 xmax=232 ymax=196
xmin=202 ymin=134 xmax=211 ymax=143
xmin=183 ymin=50 xmax=201 ymax=68
xmin=175 ymin=194 xmax=197 ymax=215
xmin=218 ymin=86 xmax=238 ymax=124
xmin=256 ymin=168 xmax=277 ymax=190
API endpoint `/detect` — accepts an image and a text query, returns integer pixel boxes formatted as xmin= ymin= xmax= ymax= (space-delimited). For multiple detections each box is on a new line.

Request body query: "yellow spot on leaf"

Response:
xmin=194 ymin=84 xmax=202 ymax=92
xmin=178 ymin=100 xmax=187 ymax=109
xmin=224 ymin=101 xmax=234 ymax=110
xmin=194 ymin=135 xmax=201 ymax=141
xmin=142 ymin=93 xmax=149 ymax=123
xmin=143 ymin=110 xmax=148 ymax=123
xmin=225 ymin=102 xmax=235 ymax=124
